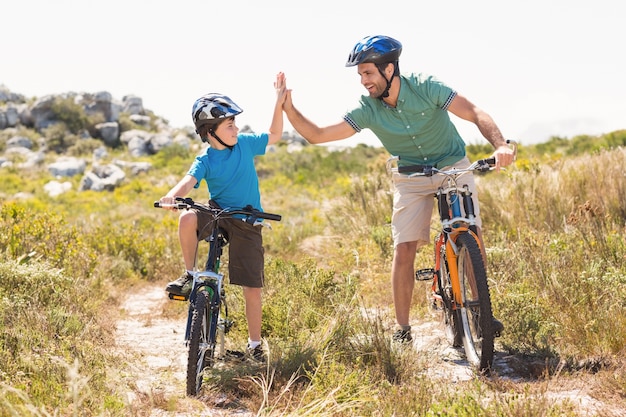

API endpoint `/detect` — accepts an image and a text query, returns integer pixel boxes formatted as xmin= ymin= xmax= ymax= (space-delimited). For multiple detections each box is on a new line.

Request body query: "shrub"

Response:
xmin=0 ymin=260 xmax=115 ymax=415
xmin=49 ymin=96 xmax=90 ymax=135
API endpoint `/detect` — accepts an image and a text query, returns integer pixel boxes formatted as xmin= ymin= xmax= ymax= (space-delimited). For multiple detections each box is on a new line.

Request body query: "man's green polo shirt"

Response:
xmin=344 ymin=73 xmax=466 ymax=168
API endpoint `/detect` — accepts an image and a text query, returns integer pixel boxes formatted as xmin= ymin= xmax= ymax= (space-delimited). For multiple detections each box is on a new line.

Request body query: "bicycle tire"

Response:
xmin=455 ymin=232 xmax=495 ymax=372
xmin=437 ymin=245 xmax=463 ymax=347
xmin=186 ymin=288 xmax=216 ymax=396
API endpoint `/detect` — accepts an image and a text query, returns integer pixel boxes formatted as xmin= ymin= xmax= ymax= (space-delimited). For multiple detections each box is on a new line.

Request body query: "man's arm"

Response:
xmin=283 ymin=89 xmax=356 ymax=144
xmin=448 ymin=93 xmax=515 ymax=169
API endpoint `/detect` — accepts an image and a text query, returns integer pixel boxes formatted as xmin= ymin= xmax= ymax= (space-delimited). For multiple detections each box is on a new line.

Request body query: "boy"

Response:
xmin=159 ymin=72 xmax=286 ymax=360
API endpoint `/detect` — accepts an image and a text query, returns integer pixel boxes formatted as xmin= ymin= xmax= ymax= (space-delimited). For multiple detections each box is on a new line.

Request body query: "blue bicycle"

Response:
xmin=155 ymin=197 xmax=281 ymax=396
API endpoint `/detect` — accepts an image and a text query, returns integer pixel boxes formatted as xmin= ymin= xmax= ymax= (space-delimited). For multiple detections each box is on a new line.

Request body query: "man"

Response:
xmin=282 ymin=35 xmax=514 ymax=343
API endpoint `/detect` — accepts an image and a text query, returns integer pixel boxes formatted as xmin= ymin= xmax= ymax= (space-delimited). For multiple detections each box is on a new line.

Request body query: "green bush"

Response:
xmin=262 ymin=257 xmax=356 ymax=341
xmin=0 ymin=260 xmax=115 ymax=415
xmin=43 ymin=122 xmax=80 ymax=153
xmin=67 ymin=138 xmax=104 ymax=156
xmin=0 ymin=202 xmax=96 ymax=277
xmin=49 ymin=96 xmax=90 ymax=135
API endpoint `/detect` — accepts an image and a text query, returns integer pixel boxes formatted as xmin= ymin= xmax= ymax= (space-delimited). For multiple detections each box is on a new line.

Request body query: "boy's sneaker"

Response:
xmin=392 ymin=329 xmax=413 ymax=344
xmin=492 ymin=317 xmax=504 ymax=337
xmin=165 ymin=272 xmax=192 ymax=296
xmin=246 ymin=344 xmax=266 ymax=363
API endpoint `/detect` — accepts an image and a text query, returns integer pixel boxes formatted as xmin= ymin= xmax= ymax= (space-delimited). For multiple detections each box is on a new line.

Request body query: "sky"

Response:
xmin=2 ymin=0 xmax=623 ymax=148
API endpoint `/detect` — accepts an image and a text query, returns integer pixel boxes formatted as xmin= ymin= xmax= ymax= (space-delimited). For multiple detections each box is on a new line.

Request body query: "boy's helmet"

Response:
xmin=191 ymin=93 xmax=243 ymax=131
xmin=345 ymin=35 xmax=402 ymax=67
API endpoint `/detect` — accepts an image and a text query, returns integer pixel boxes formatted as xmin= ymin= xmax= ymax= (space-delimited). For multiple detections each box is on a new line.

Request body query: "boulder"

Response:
xmin=30 ymin=95 xmax=57 ymax=130
xmin=80 ymin=91 xmax=121 ymax=123
xmin=79 ymin=163 xmax=126 ymax=191
xmin=122 ymin=95 xmax=144 ymax=115
xmin=44 ymin=180 xmax=72 ymax=197
xmin=47 ymin=157 xmax=87 ymax=177
xmin=148 ymin=133 xmax=173 ymax=154
xmin=7 ymin=136 xmax=33 ymax=149
xmin=95 ymin=122 xmax=119 ymax=147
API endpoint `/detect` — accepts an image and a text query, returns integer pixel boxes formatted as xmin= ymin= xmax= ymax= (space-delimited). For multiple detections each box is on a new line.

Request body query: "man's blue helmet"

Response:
xmin=191 ymin=93 xmax=243 ymax=131
xmin=346 ymin=35 xmax=402 ymax=67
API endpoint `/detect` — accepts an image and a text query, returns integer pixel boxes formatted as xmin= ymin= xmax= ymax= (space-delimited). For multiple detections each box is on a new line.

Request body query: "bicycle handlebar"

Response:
xmin=388 ymin=139 xmax=517 ymax=177
xmin=154 ymin=197 xmax=282 ymax=222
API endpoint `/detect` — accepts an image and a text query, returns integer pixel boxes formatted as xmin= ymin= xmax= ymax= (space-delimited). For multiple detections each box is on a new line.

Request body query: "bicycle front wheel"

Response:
xmin=455 ymin=232 xmax=495 ymax=373
xmin=187 ymin=288 xmax=216 ymax=396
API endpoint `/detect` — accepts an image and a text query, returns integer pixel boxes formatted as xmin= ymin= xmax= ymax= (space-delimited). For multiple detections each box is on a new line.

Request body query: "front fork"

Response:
xmin=433 ymin=184 xmax=482 ymax=305
xmin=426 ymin=227 xmax=482 ymax=311
xmin=184 ymin=279 xmax=221 ymax=342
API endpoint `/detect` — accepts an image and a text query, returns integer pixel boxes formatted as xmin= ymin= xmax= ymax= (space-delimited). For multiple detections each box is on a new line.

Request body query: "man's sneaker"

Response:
xmin=492 ymin=317 xmax=504 ymax=337
xmin=392 ymin=329 xmax=413 ymax=344
xmin=246 ymin=344 xmax=266 ymax=363
xmin=165 ymin=272 xmax=192 ymax=296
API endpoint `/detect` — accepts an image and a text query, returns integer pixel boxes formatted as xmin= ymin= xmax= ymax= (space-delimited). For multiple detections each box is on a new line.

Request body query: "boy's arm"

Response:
xmin=159 ymin=174 xmax=198 ymax=211
xmin=268 ymin=72 xmax=287 ymax=146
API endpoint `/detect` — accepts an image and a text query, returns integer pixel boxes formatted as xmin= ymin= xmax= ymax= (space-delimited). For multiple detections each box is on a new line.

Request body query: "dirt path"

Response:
xmin=115 ymin=284 xmax=254 ymax=416
xmin=114 ymin=285 xmax=624 ymax=416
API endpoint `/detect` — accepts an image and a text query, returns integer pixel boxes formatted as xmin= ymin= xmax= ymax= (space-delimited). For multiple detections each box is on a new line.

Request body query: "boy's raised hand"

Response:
xmin=274 ymin=72 xmax=286 ymax=98
xmin=274 ymin=71 xmax=285 ymax=87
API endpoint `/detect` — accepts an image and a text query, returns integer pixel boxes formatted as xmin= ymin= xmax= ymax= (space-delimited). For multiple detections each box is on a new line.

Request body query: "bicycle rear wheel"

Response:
xmin=455 ymin=232 xmax=495 ymax=373
xmin=187 ymin=288 xmax=216 ymax=396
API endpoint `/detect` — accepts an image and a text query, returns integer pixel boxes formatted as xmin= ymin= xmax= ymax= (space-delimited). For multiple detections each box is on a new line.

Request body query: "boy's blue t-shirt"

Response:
xmin=187 ymin=133 xmax=268 ymax=211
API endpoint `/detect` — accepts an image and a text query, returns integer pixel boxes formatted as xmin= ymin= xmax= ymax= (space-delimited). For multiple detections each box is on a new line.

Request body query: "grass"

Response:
xmin=1 ymin=137 xmax=626 ymax=415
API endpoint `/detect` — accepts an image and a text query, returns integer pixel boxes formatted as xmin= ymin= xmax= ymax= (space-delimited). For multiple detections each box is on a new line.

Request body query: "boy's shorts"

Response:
xmin=391 ymin=157 xmax=482 ymax=248
xmin=195 ymin=203 xmax=265 ymax=288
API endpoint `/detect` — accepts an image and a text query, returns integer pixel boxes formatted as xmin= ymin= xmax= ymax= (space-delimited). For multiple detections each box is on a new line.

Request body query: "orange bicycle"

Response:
xmin=387 ymin=140 xmax=516 ymax=373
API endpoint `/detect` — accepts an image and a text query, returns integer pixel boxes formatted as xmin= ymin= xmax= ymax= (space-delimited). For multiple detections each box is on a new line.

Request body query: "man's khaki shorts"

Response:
xmin=391 ymin=157 xmax=482 ymax=248
xmin=195 ymin=204 xmax=265 ymax=288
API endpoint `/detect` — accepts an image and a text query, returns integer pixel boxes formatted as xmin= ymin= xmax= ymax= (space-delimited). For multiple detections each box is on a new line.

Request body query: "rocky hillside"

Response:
xmin=0 ymin=85 xmax=305 ymax=198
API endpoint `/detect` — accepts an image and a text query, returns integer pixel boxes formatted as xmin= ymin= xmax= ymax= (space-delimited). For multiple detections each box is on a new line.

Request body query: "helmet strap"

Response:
xmin=376 ymin=61 xmax=400 ymax=100
xmin=209 ymin=129 xmax=234 ymax=150
xmin=376 ymin=62 xmax=395 ymax=99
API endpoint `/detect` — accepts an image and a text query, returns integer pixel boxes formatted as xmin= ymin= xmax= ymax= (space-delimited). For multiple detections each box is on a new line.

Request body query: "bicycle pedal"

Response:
xmin=168 ymin=293 xmax=188 ymax=301
xmin=416 ymin=268 xmax=435 ymax=281
xmin=225 ymin=350 xmax=245 ymax=361
xmin=221 ymin=319 xmax=234 ymax=333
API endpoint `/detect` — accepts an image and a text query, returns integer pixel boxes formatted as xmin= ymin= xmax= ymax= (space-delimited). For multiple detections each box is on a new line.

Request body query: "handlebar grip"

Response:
xmin=154 ymin=201 xmax=184 ymax=209
xmin=473 ymin=157 xmax=496 ymax=172
xmin=257 ymin=212 xmax=282 ymax=221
